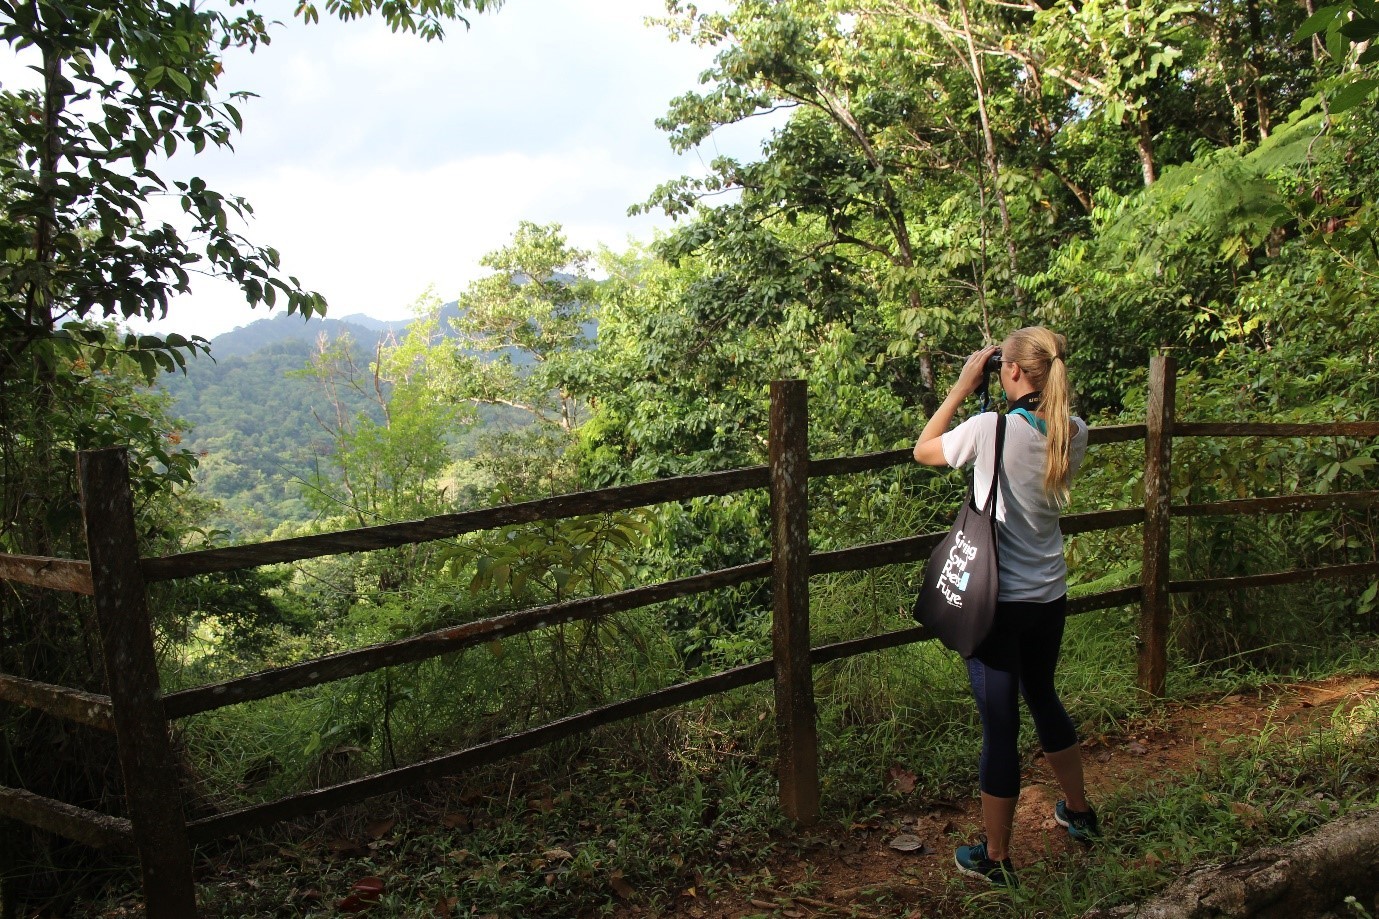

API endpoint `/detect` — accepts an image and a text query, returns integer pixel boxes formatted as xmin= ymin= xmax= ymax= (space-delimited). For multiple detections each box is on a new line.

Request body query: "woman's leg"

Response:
xmin=1015 ymin=599 xmax=1089 ymax=810
xmin=979 ymin=792 xmax=1019 ymax=861
xmin=967 ymin=642 xmax=1022 ymax=861
xmin=1042 ymin=744 xmax=1089 ymax=812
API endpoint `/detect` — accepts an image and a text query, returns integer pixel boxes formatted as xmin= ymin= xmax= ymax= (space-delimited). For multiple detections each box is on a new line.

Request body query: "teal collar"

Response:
xmin=1010 ymin=407 xmax=1047 ymax=434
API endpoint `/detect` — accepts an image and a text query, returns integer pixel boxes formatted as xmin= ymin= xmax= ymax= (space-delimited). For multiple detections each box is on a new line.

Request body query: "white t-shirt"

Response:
xmin=940 ymin=411 xmax=1089 ymax=602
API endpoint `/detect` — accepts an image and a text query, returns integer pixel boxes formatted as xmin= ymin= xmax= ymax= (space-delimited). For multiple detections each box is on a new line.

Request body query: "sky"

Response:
xmin=6 ymin=0 xmax=780 ymax=340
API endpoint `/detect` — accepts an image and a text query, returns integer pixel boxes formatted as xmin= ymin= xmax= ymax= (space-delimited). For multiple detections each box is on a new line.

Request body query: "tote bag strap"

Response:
xmin=980 ymin=414 xmax=1007 ymax=516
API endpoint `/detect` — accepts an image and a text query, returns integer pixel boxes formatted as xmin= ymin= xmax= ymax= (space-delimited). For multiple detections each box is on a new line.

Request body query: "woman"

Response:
xmin=912 ymin=327 xmax=1099 ymax=888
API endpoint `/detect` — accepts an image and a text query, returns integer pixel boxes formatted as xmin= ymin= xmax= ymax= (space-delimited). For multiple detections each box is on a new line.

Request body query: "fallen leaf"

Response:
xmin=887 ymin=765 xmax=918 ymax=794
xmin=434 ymin=896 xmax=460 ymax=916
xmin=336 ymin=877 xmax=385 ymax=915
xmin=326 ymin=838 xmax=368 ymax=858
xmin=1095 ymin=749 xmax=1113 ymax=763
xmin=609 ymin=869 xmax=636 ymax=901
xmin=441 ymin=813 xmax=470 ymax=830
xmin=1231 ymin=801 xmax=1266 ymax=828
xmin=888 ymin=833 xmax=925 ymax=852
xmin=351 ymin=877 xmax=385 ymax=900
xmin=336 ymin=894 xmax=371 ymax=913
xmin=365 ymin=816 xmax=397 ymax=840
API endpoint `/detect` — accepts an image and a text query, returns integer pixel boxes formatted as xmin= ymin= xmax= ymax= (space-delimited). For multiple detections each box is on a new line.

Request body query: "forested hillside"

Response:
xmin=161 ymin=316 xmax=391 ymax=536
xmin=2 ymin=0 xmax=1379 ymax=915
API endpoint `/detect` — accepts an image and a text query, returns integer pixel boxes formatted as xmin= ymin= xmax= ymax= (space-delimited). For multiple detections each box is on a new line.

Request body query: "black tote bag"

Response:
xmin=912 ymin=414 xmax=1007 ymax=658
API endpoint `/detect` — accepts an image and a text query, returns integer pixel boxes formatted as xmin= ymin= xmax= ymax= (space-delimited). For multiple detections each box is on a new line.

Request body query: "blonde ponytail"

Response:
xmin=1002 ymin=327 xmax=1074 ymax=505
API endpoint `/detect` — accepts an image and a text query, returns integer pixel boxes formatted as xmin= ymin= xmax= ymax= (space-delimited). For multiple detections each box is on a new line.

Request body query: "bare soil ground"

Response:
xmin=608 ymin=675 xmax=1379 ymax=919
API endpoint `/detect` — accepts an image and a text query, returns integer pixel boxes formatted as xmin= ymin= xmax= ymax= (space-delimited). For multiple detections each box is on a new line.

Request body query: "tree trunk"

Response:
xmin=1136 ymin=109 xmax=1158 ymax=186
xmin=1084 ymin=808 xmax=1379 ymax=919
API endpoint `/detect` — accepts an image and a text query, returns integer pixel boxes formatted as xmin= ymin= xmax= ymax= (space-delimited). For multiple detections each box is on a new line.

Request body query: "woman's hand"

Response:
xmin=952 ymin=346 xmax=999 ymax=401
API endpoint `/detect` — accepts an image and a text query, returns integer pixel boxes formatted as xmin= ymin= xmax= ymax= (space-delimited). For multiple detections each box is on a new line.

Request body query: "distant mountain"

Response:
xmin=206 ymin=311 xmax=404 ymax=360
xmin=335 ymin=313 xmax=412 ymax=334
xmin=163 ymin=333 xmax=387 ymax=538
xmin=163 ymin=296 xmax=593 ymax=539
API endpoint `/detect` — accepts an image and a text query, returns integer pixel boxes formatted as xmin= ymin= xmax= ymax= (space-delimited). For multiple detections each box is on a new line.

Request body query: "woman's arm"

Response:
xmin=913 ymin=346 xmax=999 ymax=467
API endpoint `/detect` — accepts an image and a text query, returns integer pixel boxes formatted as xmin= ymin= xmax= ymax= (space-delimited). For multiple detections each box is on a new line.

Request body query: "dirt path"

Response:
xmin=612 ymin=675 xmax=1379 ymax=919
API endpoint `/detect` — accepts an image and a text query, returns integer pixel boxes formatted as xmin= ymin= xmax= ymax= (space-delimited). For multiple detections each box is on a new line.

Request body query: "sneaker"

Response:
xmin=954 ymin=839 xmax=1018 ymax=888
xmin=1054 ymin=799 xmax=1100 ymax=844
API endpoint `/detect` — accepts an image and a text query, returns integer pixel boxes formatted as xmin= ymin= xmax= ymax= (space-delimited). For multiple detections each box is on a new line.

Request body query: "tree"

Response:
xmin=443 ymin=222 xmax=597 ymax=435
xmin=0 ymin=0 xmax=501 ymax=910
xmin=298 ymin=293 xmax=471 ymax=529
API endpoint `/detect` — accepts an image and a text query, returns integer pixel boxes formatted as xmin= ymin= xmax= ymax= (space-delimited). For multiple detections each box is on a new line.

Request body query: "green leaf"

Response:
xmin=1330 ymin=78 xmax=1379 ymax=113
xmin=1294 ymin=4 xmax=1341 ymax=41
xmin=1339 ymin=456 xmax=1376 ymax=475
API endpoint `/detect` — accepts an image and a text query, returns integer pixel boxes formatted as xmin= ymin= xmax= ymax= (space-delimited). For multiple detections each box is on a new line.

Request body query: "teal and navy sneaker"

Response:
xmin=954 ymin=839 xmax=1018 ymax=888
xmin=1054 ymin=799 xmax=1100 ymax=844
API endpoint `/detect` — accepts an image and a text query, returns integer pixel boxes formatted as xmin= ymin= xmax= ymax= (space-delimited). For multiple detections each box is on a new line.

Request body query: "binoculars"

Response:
xmin=976 ymin=347 xmax=1003 ymax=412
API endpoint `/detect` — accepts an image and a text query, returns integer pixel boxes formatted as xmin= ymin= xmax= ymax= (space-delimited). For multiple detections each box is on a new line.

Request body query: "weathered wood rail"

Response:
xmin=2 ymin=356 xmax=1377 ymax=915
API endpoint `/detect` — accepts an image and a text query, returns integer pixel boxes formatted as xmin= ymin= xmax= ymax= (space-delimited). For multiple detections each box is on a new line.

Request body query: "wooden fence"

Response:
xmin=2 ymin=355 xmax=1378 ymax=915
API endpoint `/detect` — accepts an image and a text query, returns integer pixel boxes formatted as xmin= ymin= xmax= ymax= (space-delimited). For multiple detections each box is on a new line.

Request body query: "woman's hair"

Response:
xmin=1002 ymin=326 xmax=1074 ymax=505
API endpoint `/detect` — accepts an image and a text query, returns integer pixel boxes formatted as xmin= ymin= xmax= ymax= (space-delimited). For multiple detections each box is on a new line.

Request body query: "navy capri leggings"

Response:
xmin=966 ymin=595 xmax=1079 ymax=799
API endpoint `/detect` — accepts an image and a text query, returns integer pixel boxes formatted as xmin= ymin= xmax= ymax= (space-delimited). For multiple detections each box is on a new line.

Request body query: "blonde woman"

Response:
xmin=912 ymin=327 xmax=1099 ymax=888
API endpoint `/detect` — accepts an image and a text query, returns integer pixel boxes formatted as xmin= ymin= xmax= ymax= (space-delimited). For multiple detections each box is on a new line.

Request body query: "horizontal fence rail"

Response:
xmin=163 ymin=560 xmax=773 ymax=719
xmin=185 ymin=658 xmax=776 ymax=843
xmin=1175 ymin=491 xmax=1379 ymax=518
xmin=1170 ymin=560 xmax=1379 ymax=595
xmin=0 ymin=786 xmax=132 ymax=849
xmin=1175 ymin=422 xmax=1379 ymax=438
xmin=142 ymin=466 xmax=770 ymax=581
xmin=0 ymin=674 xmax=115 ymax=731
xmin=1087 ymin=424 xmax=1150 ymax=445
xmin=0 ymin=553 xmax=93 ymax=595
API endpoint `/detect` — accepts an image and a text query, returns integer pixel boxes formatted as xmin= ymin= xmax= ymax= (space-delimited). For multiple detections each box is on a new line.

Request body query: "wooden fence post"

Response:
xmin=769 ymin=380 xmax=819 ymax=825
xmin=1138 ymin=355 xmax=1176 ymax=698
xmin=78 ymin=449 xmax=197 ymax=917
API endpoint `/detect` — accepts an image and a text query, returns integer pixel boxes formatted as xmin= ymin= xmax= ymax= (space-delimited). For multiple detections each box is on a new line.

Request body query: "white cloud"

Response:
xmin=10 ymin=0 xmax=786 ymax=339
